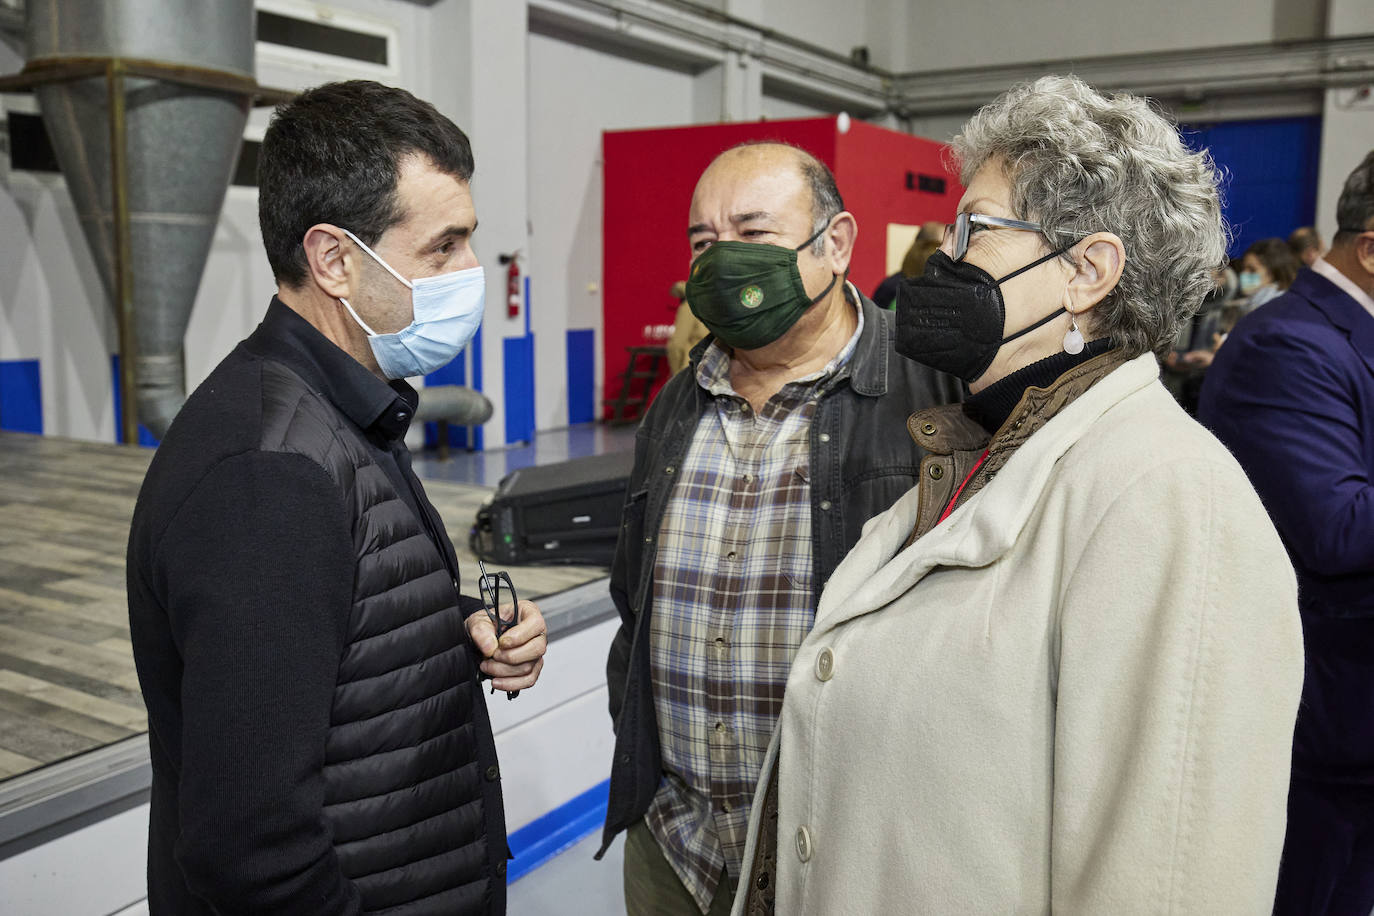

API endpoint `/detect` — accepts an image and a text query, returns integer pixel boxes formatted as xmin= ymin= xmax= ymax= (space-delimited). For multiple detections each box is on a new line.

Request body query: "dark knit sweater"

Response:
xmin=127 ymin=299 xmax=506 ymax=915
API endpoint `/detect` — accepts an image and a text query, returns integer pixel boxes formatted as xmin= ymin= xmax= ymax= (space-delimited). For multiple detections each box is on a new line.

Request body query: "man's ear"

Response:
xmin=1064 ymin=231 xmax=1125 ymax=320
xmin=825 ymin=211 xmax=858 ymax=275
xmin=1355 ymin=233 xmax=1374 ymax=281
xmin=302 ymin=224 xmax=353 ymax=299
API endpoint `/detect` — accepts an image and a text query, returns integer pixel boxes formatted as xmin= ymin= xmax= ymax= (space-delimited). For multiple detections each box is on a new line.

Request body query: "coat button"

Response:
xmin=755 ymin=871 xmax=770 ymax=890
xmin=929 ymin=465 xmax=944 ymax=480
xmin=818 ymin=432 xmax=830 ymax=443
xmin=795 ymin=826 xmax=812 ymax=862
xmin=816 ymin=648 xmax=834 ymax=681
xmin=644 ymin=536 xmax=653 ymax=544
xmin=496 ymin=860 xmax=507 ymax=876
xmin=665 ymin=466 xmax=675 ymax=475
xmin=485 ymin=765 xmax=500 ymax=782
xmin=620 ymin=753 xmax=631 ymax=764
xmin=921 ymin=422 xmax=936 ymax=435
xmin=819 ymin=500 xmax=831 ymax=510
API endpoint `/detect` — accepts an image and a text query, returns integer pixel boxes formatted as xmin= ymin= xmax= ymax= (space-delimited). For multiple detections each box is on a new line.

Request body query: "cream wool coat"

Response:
xmin=733 ymin=353 xmax=1304 ymax=915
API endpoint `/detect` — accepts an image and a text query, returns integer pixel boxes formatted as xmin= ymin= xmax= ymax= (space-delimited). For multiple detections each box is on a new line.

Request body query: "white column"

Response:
xmin=426 ymin=0 xmax=531 ymax=447
xmin=1315 ymin=0 xmax=1374 ymax=239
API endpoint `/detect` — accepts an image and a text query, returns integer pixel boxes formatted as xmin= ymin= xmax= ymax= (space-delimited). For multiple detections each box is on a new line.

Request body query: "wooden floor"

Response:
xmin=0 ymin=431 xmax=605 ymax=781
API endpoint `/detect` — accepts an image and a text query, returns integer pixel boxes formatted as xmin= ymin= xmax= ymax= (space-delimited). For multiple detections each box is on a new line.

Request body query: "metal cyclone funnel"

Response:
xmin=26 ymin=0 xmax=254 ymax=437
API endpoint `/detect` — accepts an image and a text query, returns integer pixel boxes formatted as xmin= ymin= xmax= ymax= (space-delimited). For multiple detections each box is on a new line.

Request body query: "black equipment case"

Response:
xmin=470 ymin=450 xmax=635 ymax=566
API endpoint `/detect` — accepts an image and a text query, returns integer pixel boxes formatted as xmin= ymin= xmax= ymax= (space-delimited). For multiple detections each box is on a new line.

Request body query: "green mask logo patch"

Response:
xmin=740 ymin=285 xmax=765 ymax=309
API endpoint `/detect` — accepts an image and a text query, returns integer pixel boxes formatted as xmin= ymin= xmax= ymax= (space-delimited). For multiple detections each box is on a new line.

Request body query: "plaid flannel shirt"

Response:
xmin=645 ymin=304 xmax=863 ymax=911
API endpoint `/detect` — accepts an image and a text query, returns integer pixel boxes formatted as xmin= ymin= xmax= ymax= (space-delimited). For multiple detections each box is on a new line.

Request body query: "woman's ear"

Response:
xmin=302 ymin=224 xmax=352 ymax=299
xmin=1064 ymin=231 xmax=1125 ymax=319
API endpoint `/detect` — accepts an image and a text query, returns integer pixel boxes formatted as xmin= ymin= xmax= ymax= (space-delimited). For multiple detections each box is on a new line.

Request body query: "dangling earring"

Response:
xmin=1062 ymin=315 xmax=1084 ymax=355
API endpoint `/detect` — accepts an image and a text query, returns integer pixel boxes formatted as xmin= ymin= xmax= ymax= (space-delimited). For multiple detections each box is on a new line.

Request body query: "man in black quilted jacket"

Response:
xmin=126 ymin=80 xmax=546 ymax=916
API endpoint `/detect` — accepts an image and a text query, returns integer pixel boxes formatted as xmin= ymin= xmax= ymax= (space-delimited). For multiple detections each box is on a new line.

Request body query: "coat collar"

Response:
xmin=1287 ymin=269 xmax=1374 ymax=380
xmin=811 ymin=351 xmax=1160 ymax=639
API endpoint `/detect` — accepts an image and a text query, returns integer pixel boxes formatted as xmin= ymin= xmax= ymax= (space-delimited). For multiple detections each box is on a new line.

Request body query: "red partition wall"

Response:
xmin=601 ymin=117 xmax=960 ymax=419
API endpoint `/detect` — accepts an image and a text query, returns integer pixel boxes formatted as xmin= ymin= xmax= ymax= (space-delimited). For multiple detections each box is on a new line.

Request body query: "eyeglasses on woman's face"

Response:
xmin=944 ymin=212 xmax=1045 ymax=261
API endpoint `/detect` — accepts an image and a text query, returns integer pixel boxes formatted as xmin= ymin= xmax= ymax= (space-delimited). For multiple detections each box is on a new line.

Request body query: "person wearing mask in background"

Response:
xmin=1200 ymin=150 xmax=1374 ymax=916
xmin=127 ymin=81 xmax=547 ymax=916
xmin=667 ymin=279 xmax=710 ymax=375
xmin=1239 ymin=236 xmax=1301 ymax=309
xmin=732 ymin=75 xmax=1302 ymax=916
xmin=1289 ymin=225 xmax=1325 ymax=267
xmin=599 ymin=140 xmax=962 ymax=915
xmin=870 ymin=221 xmax=945 ymax=309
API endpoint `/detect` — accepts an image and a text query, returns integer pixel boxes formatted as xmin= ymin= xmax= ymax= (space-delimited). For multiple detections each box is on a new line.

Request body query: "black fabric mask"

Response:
xmin=894 ymin=246 xmax=1074 ymax=383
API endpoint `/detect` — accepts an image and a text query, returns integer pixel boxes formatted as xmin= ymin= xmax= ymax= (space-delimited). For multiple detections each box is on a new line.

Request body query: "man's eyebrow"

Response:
xmin=425 ymin=221 xmax=477 ymax=248
xmin=687 ymin=222 xmax=711 ymax=237
xmin=731 ymin=210 xmax=772 ymax=225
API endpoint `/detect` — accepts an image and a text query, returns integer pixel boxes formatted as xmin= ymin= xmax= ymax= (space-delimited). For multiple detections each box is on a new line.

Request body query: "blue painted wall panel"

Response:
xmin=1182 ymin=115 xmax=1322 ymax=259
xmin=503 ymin=335 xmax=535 ymax=445
xmin=0 ymin=359 xmax=43 ymax=434
xmin=566 ymin=329 xmax=596 ymax=425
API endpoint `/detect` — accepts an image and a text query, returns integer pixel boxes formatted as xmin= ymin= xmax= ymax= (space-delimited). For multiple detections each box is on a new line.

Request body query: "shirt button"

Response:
xmin=929 ymin=465 xmax=945 ymax=480
xmin=721 ymin=800 xmax=733 ymax=813
xmin=715 ymin=721 xmax=727 ymax=734
xmin=796 ymin=826 xmax=812 ymax=862
xmin=819 ymin=500 xmax=831 ymax=510
xmin=743 ymin=473 xmax=754 ymax=483
xmin=818 ymin=432 xmax=830 ymax=443
xmin=726 ymin=550 xmax=737 ymax=560
xmin=816 ymin=647 xmax=834 ymax=681
xmin=714 ymin=636 xmax=727 ymax=649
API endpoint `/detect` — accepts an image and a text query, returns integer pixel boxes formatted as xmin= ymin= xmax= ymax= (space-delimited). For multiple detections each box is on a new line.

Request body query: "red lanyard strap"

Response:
xmin=938 ymin=449 xmax=989 ymax=525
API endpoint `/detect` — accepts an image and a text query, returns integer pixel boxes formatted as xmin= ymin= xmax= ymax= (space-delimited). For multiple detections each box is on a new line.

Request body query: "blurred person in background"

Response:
xmin=1289 ymin=225 xmax=1325 ymax=267
xmin=1199 ymin=150 xmax=1374 ymax=916
xmin=1240 ymin=236 xmax=1301 ymax=309
xmin=666 ymin=279 xmax=709 ymax=375
xmin=870 ymin=222 xmax=945 ymax=309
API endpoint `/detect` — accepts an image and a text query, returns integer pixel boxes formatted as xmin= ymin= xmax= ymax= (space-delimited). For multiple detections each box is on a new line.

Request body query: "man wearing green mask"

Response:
xmin=597 ymin=141 xmax=964 ymax=914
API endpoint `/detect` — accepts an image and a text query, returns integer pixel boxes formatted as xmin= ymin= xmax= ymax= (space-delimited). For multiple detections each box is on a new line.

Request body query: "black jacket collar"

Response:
xmin=243 ymin=297 xmax=418 ymax=442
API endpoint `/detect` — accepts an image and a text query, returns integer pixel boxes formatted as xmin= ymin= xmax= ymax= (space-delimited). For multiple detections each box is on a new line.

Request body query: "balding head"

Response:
xmin=691 ymin=142 xmax=844 ymax=257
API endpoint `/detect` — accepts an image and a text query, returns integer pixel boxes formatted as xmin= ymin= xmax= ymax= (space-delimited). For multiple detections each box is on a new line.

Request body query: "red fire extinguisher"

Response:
xmin=499 ymin=251 xmax=521 ymax=319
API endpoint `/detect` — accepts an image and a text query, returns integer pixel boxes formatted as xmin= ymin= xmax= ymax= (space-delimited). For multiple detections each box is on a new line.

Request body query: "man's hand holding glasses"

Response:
xmin=464 ymin=558 xmax=547 ymax=700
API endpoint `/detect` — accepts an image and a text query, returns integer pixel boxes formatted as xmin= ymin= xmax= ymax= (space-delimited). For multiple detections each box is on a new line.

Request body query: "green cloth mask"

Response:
xmin=685 ymin=222 xmax=839 ymax=350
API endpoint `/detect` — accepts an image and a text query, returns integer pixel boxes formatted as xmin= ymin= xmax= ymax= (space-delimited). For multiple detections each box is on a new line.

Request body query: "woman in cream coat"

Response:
xmin=733 ymin=76 xmax=1304 ymax=915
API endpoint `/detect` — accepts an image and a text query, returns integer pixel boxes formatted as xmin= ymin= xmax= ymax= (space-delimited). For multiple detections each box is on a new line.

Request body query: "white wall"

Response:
xmin=1314 ymin=0 xmax=1374 ymax=241
xmin=526 ymin=31 xmax=697 ymax=430
xmin=893 ymin=0 xmax=1327 ymax=73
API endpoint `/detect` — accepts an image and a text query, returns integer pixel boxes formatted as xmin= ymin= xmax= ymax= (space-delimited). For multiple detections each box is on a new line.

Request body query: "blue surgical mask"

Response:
xmin=1238 ymin=271 xmax=1263 ymax=295
xmin=338 ymin=228 xmax=485 ymax=379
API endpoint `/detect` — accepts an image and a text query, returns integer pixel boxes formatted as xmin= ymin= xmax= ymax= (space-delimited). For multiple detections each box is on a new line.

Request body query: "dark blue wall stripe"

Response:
xmin=503 ymin=335 xmax=535 ymax=445
xmin=507 ymin=779 xmax=609 ymax=884
xmin=423 ymin=351 xmax=471 ymax=450
xmin=566 ymin=329 xmax=595 ymax=425
xmin=0 ymin=359 xmax=43 ymax=434
xmin=1182 ymin=115 xmax=1322 ymax=259
xmin=109 ymin=355 xmax=160 ymax=447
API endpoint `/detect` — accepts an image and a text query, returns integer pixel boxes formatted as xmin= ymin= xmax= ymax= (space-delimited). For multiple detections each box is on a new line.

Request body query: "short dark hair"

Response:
xmin=1287 ymin=225 xmax=1321 ymax=256
xmin=1334 ymin=149 xmax=1374 ymax=244
xmin=725 ymin=141 xmax=844 ymax=255
xmin=1244 ymin=237 xmax=1301 ymax=290
xmin=258 ymin=80 xmax=474 ymax=288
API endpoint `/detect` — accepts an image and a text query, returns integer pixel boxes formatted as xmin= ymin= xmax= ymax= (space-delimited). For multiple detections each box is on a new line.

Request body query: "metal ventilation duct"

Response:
xmin=26 ymin=0 xmax=253 ymax=437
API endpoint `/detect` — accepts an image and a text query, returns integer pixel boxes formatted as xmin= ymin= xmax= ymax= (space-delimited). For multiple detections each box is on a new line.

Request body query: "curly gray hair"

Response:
xmin=951 ymin=75 xmax=1228 ymax=359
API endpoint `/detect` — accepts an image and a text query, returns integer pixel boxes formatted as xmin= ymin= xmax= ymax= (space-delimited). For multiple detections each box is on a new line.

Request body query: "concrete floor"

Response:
xmin=509 ymin=830 xmax=626 ymax=916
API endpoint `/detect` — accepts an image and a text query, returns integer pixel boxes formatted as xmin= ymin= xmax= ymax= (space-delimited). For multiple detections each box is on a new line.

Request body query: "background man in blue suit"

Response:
xmin=1199 ymin=150 xmax=1374 ymax=916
